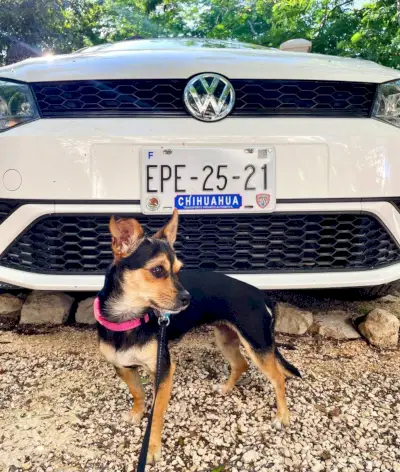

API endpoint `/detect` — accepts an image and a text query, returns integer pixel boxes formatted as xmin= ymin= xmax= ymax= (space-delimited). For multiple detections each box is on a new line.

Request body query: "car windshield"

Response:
xmin=77 ymin=38 xmax=274 ymax=54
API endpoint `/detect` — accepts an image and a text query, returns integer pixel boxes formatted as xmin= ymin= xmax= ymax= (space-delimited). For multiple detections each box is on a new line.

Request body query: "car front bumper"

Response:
xmin=1 ymin=117 xmax=400 ymax=291
xmin=0 ymin=200 xmax=399 ymax=291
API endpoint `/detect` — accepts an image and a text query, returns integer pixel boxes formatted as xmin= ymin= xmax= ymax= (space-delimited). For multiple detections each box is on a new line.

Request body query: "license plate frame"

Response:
xmin=140 ymin=146 xmax=276 ymax=215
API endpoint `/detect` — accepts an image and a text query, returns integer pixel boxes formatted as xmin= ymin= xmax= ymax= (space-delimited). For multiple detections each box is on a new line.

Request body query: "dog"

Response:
xmin=95 ymin=209 xmax=301 ymax=464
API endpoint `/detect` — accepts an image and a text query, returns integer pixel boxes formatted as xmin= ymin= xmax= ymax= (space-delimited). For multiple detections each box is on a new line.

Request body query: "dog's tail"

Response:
xmin=275 ymin=347 xmax=302 ymax=378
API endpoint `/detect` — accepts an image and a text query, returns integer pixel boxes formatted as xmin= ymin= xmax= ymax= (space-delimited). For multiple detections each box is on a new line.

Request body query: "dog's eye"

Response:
xmin=150 ymin=265 xmax=165 ymax=278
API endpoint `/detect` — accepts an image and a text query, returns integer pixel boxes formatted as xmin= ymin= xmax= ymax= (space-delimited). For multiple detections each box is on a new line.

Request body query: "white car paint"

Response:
xmin=0 ymin=38 xmax=399 ymax=291
xmin=1 ymin=118 xmax=400 ymax=201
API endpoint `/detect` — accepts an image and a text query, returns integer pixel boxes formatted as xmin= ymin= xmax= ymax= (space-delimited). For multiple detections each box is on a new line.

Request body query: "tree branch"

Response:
xmin=314 ymin=0 xmax=353 ymax=39
xmin=248 ymin=20 xmax=257 ymax=36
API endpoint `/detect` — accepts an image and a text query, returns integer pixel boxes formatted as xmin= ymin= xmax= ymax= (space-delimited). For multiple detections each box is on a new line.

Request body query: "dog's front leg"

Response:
xmin=115 ymin=366 xmax=146 ymax=424
xmin=146 ymin=352 xmax=176 ymax=464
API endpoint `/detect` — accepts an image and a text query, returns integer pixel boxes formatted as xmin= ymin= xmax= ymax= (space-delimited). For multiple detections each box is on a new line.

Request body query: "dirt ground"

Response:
xmin=0 ymin=326 xmax=399 ymax=472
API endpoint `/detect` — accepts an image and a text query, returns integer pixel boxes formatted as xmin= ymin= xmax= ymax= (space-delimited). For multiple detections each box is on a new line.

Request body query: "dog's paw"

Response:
xmin=213 ymin=383 xmax=233 ymax=395
xmin=123 ymin=409 xmax=143 ymax=425
xmin=146 ymin=444 xmax=162 ymax=464
xmin=274 ymin=410 xmax=291 ymax=427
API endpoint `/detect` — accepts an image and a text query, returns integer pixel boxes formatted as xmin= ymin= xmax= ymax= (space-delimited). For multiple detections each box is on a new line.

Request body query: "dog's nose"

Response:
xmin=179 ymin=290 xmax=191 ymax=305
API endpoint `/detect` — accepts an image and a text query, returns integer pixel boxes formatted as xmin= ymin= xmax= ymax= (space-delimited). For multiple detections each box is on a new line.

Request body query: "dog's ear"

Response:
xmin=153 ymin=209 xmax=178 ymax=247
xmin=109 ymin=216 xmax=144 ymax=260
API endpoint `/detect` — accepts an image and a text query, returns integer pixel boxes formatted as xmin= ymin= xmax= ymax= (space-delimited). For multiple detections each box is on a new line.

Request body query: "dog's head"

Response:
xmin=102 ymin=209 xmax=190 ymax=321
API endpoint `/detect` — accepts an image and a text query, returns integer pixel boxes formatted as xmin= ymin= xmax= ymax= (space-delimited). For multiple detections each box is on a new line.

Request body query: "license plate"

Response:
xmin=140 ymin=147 xmax=276 ymax=214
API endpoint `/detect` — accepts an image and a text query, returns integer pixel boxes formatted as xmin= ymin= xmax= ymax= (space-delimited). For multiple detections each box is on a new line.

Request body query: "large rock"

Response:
xmin=310 ymin=311 xmax=360 ymax=340
xmin=0 ymin=293 xmax=24 ymax=328
xmin=376 ymin=294 xmax=400 ymax=320
xmin=75 ymin=297 xmax=96 ymax=324
xmin=20 ymin=291 xmax=74 ymax=325
xmin=0 ymin=293 xmax=24 ymax=319
xmin=275 ymin=303 xmax=313 ymax=335
xmin=359 ymin=308 xmax=399 ymax=348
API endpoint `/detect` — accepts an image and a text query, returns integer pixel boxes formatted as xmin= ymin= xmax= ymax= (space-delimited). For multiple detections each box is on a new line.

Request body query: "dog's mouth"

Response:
xmin=150 ymin=300 xmax=190 ymax=316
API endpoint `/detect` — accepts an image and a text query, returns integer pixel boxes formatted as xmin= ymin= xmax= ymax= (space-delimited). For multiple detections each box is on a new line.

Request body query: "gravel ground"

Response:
xmin=1 ymin=326 xmax=400 ymax=472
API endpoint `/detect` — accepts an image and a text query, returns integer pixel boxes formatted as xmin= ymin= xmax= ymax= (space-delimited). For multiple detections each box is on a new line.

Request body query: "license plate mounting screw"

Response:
xmin=244 ymin=148 xmax=254 ymax=154
xmin=163 ymin=149 xmax=172 ymax=155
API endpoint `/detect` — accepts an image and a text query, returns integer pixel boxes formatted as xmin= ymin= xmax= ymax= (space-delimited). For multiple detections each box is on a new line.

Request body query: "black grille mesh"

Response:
xmin=32 ymin=79 xmax=376 ymax=118
xmin=1 ymin=213 xmax=399 ymax=274
xmin=0 ymin=200 xmax=21 ymax=225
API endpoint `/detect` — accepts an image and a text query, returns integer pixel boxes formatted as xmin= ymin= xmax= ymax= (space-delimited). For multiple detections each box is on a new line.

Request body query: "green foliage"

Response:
xmin=0 ymin=0 xmax=399 ymax=69
xmin=0 ymin=0 xmax=103 ymax=64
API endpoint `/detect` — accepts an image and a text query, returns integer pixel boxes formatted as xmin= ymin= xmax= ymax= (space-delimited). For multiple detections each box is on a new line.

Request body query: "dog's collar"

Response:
xmin=93 ymin=297 xmax=150 ymax=332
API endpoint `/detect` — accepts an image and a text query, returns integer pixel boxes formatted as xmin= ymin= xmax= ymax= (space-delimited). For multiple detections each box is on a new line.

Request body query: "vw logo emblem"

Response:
xmin=184 ymin=73 xmax=235 ymax=122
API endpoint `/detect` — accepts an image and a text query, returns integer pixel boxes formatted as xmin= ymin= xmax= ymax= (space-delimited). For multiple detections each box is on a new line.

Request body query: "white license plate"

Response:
xmin=140 ymin=147 xmax=276 ymax=214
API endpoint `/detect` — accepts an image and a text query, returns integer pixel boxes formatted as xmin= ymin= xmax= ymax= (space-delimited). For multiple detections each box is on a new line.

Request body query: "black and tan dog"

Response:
xmin=95 ymin=210 xmax=301 ymax=464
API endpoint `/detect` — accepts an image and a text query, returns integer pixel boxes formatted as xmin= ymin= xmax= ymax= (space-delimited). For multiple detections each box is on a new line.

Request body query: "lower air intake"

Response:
xmin=1 ymin=213 xmax=399 ymax=274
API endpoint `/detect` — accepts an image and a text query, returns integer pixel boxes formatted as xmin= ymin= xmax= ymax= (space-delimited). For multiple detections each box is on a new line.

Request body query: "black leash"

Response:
xmin=137 ymin=315 xmax=170 ymax=472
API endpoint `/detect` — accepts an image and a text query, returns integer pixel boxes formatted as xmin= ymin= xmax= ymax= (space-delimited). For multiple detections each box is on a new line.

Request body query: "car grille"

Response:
xmin=1 ymin=213 xmax=399 ymax=275
xmin=0 ymin=200 xmax=21 ymax=225
xmin=32 ymin=79 xmax=376 ymax=118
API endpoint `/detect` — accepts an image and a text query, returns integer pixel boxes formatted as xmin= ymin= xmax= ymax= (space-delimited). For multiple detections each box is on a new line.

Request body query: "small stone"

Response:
xmin=75 ymin=297 xmax=96 ymax=324
xmin=310 ymin=311 xmax=360 ymax=340
xmin=243 ymin=450 xmax=259 ymax=463
xmin=295 ymin=442 xmax=302 ymax=453
xmin=285 ymin=457 xmax=293 ymax=466
xmin=311 ymin=463 xmax=324 ymax=472
xmin=321 ymin=450 xmax=331 ymax=460
xmin=275 ymin=303 xmax=313 ymax=335
xmin=359 ymin=308 xmax=399 ymax=348
xmin=20 ymin=291 xmax=74 ymax=325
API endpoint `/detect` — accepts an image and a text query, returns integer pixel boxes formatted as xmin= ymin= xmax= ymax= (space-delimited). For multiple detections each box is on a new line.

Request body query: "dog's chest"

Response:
xmin=99 ymin=340 xmax=157 ymax=371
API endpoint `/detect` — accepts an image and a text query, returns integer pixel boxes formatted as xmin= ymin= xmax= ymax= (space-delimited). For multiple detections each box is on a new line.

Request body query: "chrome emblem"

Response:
xmin=184 ymin=73 xmax=235 ymax=122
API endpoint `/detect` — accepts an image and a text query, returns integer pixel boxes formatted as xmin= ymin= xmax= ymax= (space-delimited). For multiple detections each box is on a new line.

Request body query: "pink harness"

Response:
xmin=93 ymin=297 xmax=150 ymax=332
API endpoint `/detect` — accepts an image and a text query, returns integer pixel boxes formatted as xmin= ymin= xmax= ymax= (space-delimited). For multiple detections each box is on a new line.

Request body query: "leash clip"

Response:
xmin=158 ymin=313 xmax=171 ymax=326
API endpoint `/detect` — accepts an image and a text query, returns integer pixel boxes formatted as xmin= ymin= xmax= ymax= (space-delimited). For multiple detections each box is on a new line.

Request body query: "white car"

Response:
xmin=0 ymin=38 xmax=399 ymax=297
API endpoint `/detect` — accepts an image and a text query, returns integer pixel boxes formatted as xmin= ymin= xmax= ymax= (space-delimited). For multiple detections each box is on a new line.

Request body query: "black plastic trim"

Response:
xmin=1 ymin=210 xmax=399 ymax=276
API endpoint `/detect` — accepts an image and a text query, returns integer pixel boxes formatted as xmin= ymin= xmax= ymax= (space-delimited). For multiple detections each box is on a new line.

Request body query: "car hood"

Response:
xmin=0 ymin=39 xmax=399 ymax=83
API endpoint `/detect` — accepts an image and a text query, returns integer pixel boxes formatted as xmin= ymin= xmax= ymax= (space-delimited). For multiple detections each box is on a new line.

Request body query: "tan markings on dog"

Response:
xmin=153 ymin=208 xmax=178 ymax=246
xmin=215 ymin=321 xmax=291 ymax=425
xmin=147 ymin=362 xmax=176 ymax=464
xmin=121 ymin=261 xmax=180 ymax=313
xmin=173 ymin=258 xmax=183 ymax=273
xmin=115 ymin=366 xmax=145 ymax=423
xmin=214 ymin=325 xmax=249 ymax=394
xmin=144 ymin=254 xmax=171 ymax=272
xmin=145 ymin=254 xmax=182 ymax=274
xmin=99 ymin=339 xmax=158 ymax=372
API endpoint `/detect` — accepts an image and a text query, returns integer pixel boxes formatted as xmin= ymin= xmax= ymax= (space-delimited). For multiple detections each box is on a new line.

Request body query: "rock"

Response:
xmin=0 ymin=293 xmax=24 ymax=322
xmin=393 ymin=463 xmax=400 ymax=472
xmin=378 ymin=294 xmax=400 ymax=304
xmin=310 ymin=311 xmax=360 ymax=340
xmin=375 ymin=293 xmax=400 ymax=320
xmin=75 ymin=297 xmax=96 ymax=324
xmin=359 ymin=308 xmax=399 ymax=348
xmin=242 ymin=450 xmax=259 ymax=463
xmin=275 ymin=303 xmax=313 ymax=335
xmin=20 ymin=291 xmax=74 ymax=325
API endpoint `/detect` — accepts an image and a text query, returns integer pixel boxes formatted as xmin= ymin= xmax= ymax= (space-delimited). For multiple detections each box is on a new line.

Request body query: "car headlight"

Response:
xmin=372 ymin=79 xmax=400 ymax=128
xmin=0 ymin=80 xmax=39 ymax=132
